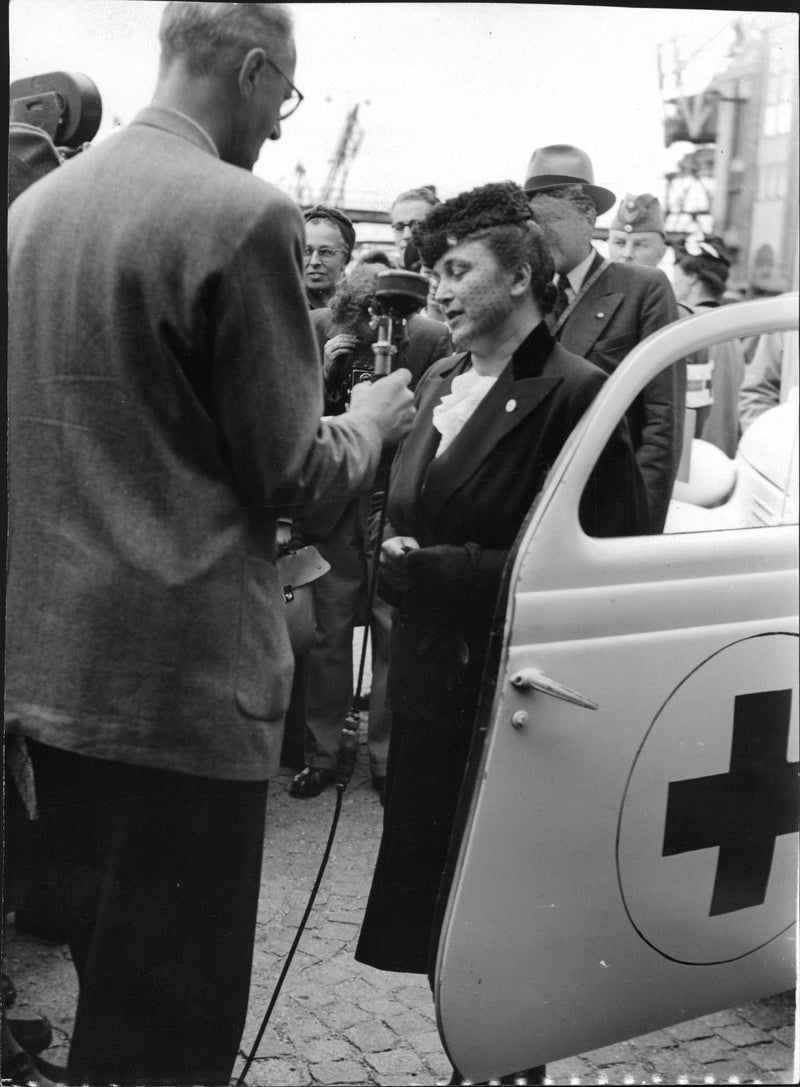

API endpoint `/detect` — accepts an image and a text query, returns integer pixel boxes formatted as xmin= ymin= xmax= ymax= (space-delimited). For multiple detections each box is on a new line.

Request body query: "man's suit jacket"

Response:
xmin=5 ymin=106 xmax=384 ymax=781
xmin=554 ymin=250 xmax=683 ymax=532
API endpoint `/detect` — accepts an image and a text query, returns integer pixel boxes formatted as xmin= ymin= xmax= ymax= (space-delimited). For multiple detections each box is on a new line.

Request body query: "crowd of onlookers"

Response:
xmin=279 ymin=151 xmax=798 ymax=805
xmin=4 ymin=4 xmax=797 ymax=1086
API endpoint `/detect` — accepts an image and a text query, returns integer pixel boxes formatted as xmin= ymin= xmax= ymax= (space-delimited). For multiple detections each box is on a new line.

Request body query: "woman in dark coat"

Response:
xmin=354 ymin=182 xmax=648 ymax=1084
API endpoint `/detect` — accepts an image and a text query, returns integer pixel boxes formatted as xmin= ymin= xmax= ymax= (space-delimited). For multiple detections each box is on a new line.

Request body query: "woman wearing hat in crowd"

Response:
xmin=672 ymin=232 xmax=733 ymax=313
xmin=354 ymin=181 xmax=647 ymax=1085
xmin=673 ymin=233 xmax=746 ymax=458
xmin=302 ymin=204 xmax=356 ymax=310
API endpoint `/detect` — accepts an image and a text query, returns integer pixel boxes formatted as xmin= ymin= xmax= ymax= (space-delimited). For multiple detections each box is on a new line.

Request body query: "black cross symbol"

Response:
xmin=662 ymin=689 xmax=798 ymax=916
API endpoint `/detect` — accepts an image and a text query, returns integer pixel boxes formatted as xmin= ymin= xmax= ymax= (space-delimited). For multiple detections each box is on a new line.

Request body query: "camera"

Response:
xmin=10 ymin=71 xmax=102 ymax=154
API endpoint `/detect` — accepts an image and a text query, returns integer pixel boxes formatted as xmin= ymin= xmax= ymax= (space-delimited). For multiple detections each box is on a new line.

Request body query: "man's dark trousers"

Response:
xmin=27 ymin=740 xmax=268 ymax=1086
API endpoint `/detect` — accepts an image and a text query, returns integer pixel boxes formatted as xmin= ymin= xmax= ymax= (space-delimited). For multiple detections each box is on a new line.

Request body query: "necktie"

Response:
xmin=552 ymin=273 xmax=572 ymax=322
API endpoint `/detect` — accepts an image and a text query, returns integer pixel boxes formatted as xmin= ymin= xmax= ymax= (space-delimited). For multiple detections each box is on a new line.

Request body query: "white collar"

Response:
xmin=164 ymin=107 xmax=220 ymax=158
xmin=432 ymin=368 xmax=498 ymax=456
xmin=563 ymin=249 xmax=597 ymax=296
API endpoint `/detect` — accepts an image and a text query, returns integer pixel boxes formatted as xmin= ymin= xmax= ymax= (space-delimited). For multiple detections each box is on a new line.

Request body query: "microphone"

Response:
xmin=370 ymin=270 xmax=430 ymax=376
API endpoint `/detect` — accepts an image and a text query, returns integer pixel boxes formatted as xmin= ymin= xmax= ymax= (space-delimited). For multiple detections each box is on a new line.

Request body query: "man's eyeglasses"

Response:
xmin=392 ymin=219 xmax=426 ymax=234
xmin=303 ymin=246 xmax=345 ymax=262
xmin=266 ymin=57 xmax=303 ymax=121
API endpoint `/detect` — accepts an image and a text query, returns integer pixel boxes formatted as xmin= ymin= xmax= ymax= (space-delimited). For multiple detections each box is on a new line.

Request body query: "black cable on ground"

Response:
xmin=238 ymin=345 xmax=400 ymax=1084
xmin=235 ymin=782 xmax=345 ymax=1086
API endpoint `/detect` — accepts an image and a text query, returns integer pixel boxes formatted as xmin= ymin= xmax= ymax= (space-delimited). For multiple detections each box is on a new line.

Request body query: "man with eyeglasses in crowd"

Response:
xmin=5 ymin=4 xmax=416 ymax=1085
xmin=523 ymin=144 xmax=684 ymax=534
xmin=391 ymin=184 xmax=440 ymax=271
xmin=390 ymin=185 xmax=452 ymax=323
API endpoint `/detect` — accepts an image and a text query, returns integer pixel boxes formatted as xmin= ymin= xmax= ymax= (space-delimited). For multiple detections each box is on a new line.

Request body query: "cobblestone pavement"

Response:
xmin=4 ymin=740 xmax=797 ymax=1087
xmin=3 ymin=705 xmax=797 ymax=1086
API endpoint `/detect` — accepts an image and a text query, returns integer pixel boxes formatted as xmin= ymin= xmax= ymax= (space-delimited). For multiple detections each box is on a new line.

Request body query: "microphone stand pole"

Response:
xmin=351 ymin=312 xmax=400 ymax=718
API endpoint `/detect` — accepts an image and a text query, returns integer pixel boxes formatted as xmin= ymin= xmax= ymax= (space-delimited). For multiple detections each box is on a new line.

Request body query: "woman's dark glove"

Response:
xmin=402 ymin=545 xmax=476 ymax=596
xmin=403 ymin=543 xmax=508 ymax=605
xmin=380 ymin=538 xmax=508 ymax=607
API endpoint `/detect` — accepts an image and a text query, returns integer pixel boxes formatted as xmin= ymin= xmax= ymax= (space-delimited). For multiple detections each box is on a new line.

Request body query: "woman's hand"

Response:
xmin=322 ymin=333 xmax=359 ymax=385
xmin=380 ymin=535 xmax=420 ymax=591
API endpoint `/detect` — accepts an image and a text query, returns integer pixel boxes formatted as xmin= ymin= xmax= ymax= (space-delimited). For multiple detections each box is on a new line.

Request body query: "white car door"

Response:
xmin=434 ymin=294 xmax=799 ymax=1083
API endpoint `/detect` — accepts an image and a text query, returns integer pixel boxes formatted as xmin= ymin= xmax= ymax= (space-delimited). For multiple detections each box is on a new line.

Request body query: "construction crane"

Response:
xmin=318 ymin=102 xmax=366 ymax=207
xmin=656 ymin=23 xmax=738 ymax=142
xmin=288 ymin=160 xmax=311 ymax=205
xmin=656 ymin=22 xmax=743 ymax=235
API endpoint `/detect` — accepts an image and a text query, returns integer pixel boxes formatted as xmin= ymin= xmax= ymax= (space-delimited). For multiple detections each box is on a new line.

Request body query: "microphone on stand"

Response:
xmin=370 ymin=270 xmax=430 ymax=377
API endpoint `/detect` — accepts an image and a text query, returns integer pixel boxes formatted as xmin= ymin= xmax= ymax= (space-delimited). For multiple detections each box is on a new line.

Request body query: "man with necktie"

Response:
xmin=524 ymin=145 xmax=684 ymax=533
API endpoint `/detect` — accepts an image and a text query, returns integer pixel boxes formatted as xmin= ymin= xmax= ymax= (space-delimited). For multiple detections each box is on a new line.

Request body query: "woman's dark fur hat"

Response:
xmin=412 ymin=181 xmax=533 ymax=268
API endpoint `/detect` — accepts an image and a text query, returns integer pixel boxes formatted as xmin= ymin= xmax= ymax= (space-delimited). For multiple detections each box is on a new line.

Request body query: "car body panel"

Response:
xmin=434 ymin=295 xmax=800 ymax=1082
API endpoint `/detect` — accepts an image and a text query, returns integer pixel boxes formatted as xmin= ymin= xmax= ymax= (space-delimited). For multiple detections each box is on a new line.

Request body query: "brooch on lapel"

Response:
xmin=505 ymin=399 xmax=517 ymax=413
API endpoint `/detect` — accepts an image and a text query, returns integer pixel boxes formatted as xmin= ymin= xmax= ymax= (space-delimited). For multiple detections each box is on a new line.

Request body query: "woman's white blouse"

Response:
xmin=432 ymin=368 xmax=498 ymax=456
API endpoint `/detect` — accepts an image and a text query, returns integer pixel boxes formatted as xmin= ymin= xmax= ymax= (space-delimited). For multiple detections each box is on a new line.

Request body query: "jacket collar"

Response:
xmin=585 ymin=247 xmax=605 ymax=280
xmin=406 ymin=320 xmax=562 ymax=518
xmin=433 ymin=317 xmax=556 ymax=383
xmin=130 ymin=106 xmax=220 ymax=159
xmin=564 ymin=247 xmax=598 ymax=295
xmin=510 ymin=319 xmax=558 ymax=379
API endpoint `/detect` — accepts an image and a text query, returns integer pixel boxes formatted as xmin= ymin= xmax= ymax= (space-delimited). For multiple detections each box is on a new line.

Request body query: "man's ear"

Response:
xmin=509 ymin=261 xmax=533 ymax=298
xmin=237 ymin=48 xmax=267 ymax=98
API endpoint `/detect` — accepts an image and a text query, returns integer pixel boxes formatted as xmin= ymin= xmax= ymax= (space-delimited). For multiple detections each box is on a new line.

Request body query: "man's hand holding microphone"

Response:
xmin=348 ymin=367 xmax=416 ymax=447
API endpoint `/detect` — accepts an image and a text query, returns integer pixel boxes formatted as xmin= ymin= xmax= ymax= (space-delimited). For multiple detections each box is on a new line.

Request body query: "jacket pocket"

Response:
xmin=236 ymin=556 xmax=294 ymax=720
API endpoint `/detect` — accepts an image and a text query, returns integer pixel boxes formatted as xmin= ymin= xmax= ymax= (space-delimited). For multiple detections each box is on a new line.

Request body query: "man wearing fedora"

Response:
xmin=523 ymin=145 xmax=684 ymax=533
xmin=607 ymin=193 xmax=668 ymax=270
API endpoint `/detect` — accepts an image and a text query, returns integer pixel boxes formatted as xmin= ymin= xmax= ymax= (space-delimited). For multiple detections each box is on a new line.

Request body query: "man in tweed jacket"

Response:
xmin=5 ymin=4 xmax=414 ymax=1084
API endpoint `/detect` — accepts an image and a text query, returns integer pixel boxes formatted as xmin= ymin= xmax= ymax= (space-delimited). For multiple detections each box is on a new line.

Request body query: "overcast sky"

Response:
xmin=9 ymin=2 xmax=796 ymax=225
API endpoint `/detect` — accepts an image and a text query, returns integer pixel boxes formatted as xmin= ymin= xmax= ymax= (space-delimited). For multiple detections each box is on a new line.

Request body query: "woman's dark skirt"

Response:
xmin=355 ymin=709 xmax=473 ymax=975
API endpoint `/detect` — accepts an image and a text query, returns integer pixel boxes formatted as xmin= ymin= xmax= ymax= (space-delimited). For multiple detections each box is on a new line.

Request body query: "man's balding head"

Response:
xmin=159 ymin=2 xmax=293 ymax=76
xmin=153 ymin=2 xmax=298 ymax=171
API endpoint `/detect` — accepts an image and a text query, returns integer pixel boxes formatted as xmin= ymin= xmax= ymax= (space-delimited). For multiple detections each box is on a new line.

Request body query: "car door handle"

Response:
xmin=509 ymin=668 xmax=599 ymax=710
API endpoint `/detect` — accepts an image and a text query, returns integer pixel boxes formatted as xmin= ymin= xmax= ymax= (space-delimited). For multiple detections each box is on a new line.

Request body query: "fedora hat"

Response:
xmin=523 ymin=144 xmax=616 ymax=215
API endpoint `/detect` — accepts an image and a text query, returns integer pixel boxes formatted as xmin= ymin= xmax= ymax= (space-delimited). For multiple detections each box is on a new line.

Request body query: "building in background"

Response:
xmin=659 ymin=13 xmax=798 ymax=297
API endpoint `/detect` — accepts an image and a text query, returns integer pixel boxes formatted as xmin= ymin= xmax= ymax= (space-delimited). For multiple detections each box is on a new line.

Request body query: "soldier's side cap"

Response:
xmin=523 ymin=144 xmax=615 ymax=215
xmin=610 ymin=193 xmax=665 ymax=235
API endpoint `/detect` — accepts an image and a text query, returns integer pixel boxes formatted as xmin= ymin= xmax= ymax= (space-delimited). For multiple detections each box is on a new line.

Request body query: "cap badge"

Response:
xmin=618 ymin=196 xmax=644 ymax=225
